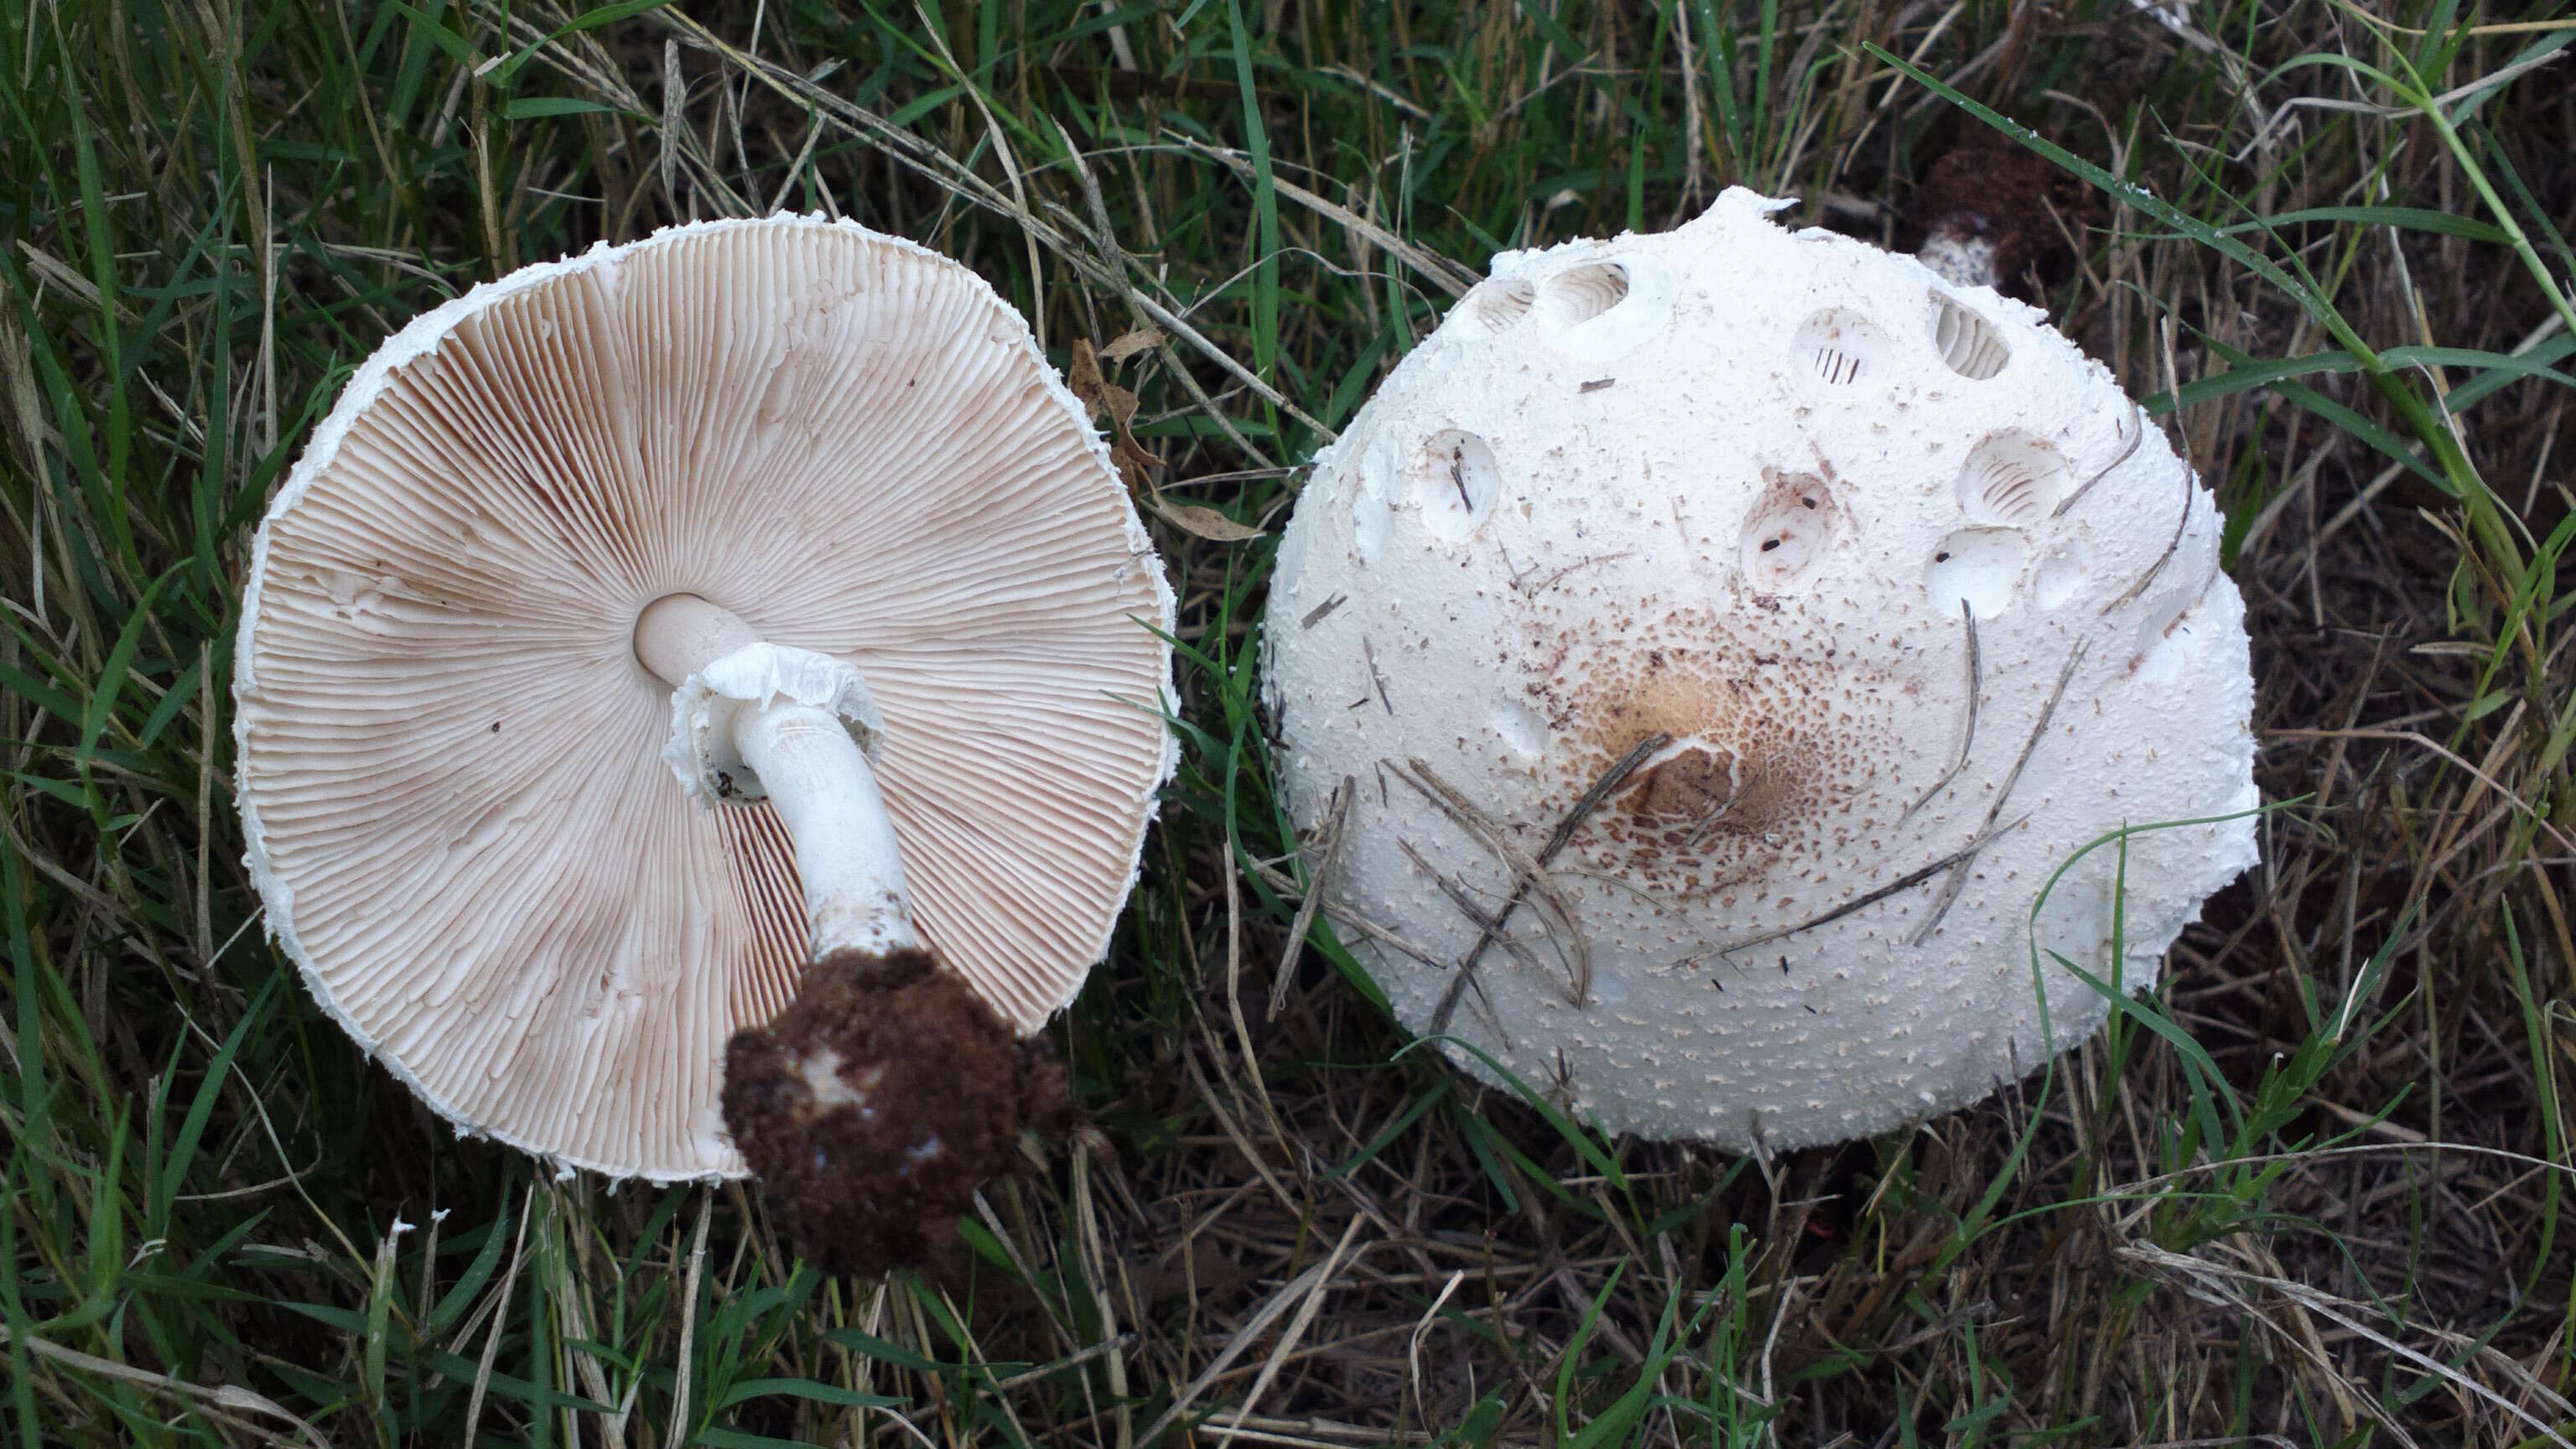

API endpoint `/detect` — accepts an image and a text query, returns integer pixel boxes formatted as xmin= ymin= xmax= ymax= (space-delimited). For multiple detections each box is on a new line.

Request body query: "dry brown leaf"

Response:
xmin=1066 ymin=336 xmax=1109 ymax=417
xmin=1111 ymin=431 xmax=1162 ymax=484
xmin=1071 ymin=336 xmax=1161 ymax=491
xmin=1098 ymin=325 xmax=1166 ymax=363
xmin=1152 ymin=494 xmax=1265 ymax=543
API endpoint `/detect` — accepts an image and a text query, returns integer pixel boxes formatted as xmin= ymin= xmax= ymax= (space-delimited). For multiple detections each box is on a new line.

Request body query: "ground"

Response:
xmin=2 ymin=1 xmax=2572 ymax=1446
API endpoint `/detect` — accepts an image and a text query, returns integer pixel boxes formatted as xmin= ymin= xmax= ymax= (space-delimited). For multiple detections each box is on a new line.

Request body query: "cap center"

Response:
xmin=1620 ymin=736 xmax=1742 ymax=825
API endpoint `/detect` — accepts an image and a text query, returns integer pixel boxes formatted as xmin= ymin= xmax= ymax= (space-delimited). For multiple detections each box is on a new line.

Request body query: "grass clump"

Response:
xmin=3 ymin=0 xmax=2573 ymax=1444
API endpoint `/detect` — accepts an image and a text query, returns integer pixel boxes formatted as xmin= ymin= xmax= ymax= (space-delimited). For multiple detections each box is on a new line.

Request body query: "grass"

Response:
xmin=3 ymin=0 xmax=2573 ymax=1443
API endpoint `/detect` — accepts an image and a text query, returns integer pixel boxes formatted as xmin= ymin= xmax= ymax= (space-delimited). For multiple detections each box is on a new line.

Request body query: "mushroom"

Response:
xmin=1264 ymin=188 xmax=2255 ymax=1150
xmin=235 ymin=216 xmax=1173 ymax=1262
xmin=1909 ymin=137 xmax=2091 ymax=304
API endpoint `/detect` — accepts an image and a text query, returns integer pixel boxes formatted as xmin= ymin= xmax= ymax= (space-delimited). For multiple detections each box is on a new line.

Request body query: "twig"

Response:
xmin=1270 ymin=778 xmax=1353 ymax=1019
xmin=2101 ymin=326 xmax=2196 ymax=617
xmin=991 ymin=1334 xmax=1142 ymax=1391
xmin=1397 ymin=837 xmax=1553 ymax=986
xmin=1361 ymin=637 xmax=1394 ymax=715
xmin=2120 ymin=1240 xmax=2575 ymax=1446
xmin=2267 ymin=728 xmax=2576 ymax=855
xmin=1178 ymin=137 xmax=1480 ymax=299
xmin=1899 ymin=601 xmax=1982 ymax=825
xmin=465 ymin=1186 xmax=539 ymax=1449
xmin=1135 ymin=1219 xmax=1369 ymax=1447
xmin=1424 ymin=734 xmax=1670 ymax=1033
xmin=1244 ymin=856 xmax=1456 ymax=973
xmin=1698 ymin=837 xmax=1992 ymax=974
xmin=1680 ymin=763 xmax=1749 ymax=850
xmin=647 ymin=8 xmax=1332 ymax=444
xmin=0 ymin=1328 xmax=328 ymax=1446
xmin=2052 ymin=400 xmax=2145 ymax=519
xmin=1394 ymin=761 xmax=1592 ymax=1013
xmin=1912 ymin=642 xmax=2089 ymax=945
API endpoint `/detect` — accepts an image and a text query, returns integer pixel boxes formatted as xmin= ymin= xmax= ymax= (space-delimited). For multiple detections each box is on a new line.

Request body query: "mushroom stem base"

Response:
xmin=720 ymin=947 xmax=1071 ymax=1275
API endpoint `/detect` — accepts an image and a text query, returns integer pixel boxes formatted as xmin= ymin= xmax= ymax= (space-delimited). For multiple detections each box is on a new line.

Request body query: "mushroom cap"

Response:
xmin=235 ymin=215 xmax=1175 ymax=1181
xmin=1265 ymin=188 xmax=2256 ymax=1150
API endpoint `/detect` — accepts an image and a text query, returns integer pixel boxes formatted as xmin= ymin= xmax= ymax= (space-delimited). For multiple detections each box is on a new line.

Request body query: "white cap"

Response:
xmin=1265 ymin=188 xmax=2256 ymax=1149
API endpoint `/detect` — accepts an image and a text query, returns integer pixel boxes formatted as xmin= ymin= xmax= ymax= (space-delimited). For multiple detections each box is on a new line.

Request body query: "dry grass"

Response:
xmin=2 ymin=1 xmax=2572 ymax=1445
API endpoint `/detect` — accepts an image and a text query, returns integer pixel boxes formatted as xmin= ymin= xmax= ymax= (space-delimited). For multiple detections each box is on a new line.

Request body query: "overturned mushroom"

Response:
xmin=236 ymin=216 xmax=1173 ymax=1265
xmin=1265 ymin=188 xmax=2255 ymax=1150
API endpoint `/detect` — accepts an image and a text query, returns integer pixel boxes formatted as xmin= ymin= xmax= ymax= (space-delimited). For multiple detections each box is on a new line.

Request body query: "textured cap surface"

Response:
xmin=1265 ymin=188 xmax=2256 ymax=1150
xmin=236 ymin=215 xmax=1175 ymax=1180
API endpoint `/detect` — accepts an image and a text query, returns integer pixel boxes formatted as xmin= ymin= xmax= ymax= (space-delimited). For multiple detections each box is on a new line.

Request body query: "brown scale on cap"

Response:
xmin=721 ymin=948 xmax=1073 ymax=1277
xmin=1521 ymin=605 xmax=1899 ymax=905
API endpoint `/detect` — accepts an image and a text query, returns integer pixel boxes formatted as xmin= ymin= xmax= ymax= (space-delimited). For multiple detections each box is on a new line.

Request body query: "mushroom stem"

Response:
xmin=637 ymin=595 xmax=919 ymax=962
xmin=734 ymin=703 xmax=920 ymax=959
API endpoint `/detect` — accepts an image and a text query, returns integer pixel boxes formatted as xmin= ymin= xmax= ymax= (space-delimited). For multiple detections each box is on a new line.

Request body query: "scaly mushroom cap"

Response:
xmin=1265 ymin=188 xmax=2256 ymax=1150
xmin=236 ymin=216 xmax=1175 ymax=1180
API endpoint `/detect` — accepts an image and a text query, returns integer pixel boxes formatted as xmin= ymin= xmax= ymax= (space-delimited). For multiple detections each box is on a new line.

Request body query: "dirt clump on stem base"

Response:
xmin=721 ymin=949 xmax=1075 ymax=1275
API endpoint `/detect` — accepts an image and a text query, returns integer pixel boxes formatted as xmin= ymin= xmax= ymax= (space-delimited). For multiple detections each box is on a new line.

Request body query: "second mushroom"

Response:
xmin=1265 ymin=188 xmax=2257 ymax=1150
